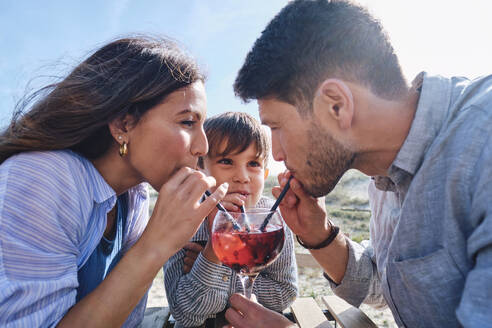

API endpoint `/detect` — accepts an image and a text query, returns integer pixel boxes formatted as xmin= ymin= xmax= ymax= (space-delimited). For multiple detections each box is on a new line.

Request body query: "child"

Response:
xmin=164 ymin=112 xmax=298 ymax=327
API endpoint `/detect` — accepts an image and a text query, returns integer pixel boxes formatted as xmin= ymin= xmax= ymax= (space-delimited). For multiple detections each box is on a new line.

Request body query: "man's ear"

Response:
xmin=108 ymin=114 xmax=136 ymax=143
xmin=313 ymin=79 xmax=354 ymax=130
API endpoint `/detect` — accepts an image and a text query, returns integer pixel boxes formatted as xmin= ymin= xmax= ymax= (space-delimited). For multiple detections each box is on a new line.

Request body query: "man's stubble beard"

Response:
xmin=301 ymin=121 xmax=356 ymax=197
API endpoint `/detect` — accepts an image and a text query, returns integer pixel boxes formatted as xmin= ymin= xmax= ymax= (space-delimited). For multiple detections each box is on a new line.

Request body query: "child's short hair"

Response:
xmin=199 ymin=112 xmax=270 ymax=168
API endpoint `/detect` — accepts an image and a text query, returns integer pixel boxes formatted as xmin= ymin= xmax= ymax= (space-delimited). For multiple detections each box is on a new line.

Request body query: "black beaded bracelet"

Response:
xmin=296 ymin=221 xmax=340 ymax=250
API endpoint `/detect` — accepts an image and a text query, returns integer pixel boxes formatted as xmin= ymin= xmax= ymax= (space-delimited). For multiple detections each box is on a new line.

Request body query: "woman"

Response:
xmin=0 ymin=36 xmax=227 ymax=327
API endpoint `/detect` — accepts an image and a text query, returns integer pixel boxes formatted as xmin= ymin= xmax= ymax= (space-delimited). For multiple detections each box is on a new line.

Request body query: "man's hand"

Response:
xmin=182 ymin=242 xmax=204 ymax=273
xmin=224 ymin=294 xmax=295 ymax=328
xmin=274 ymin=171 xmax=349 ymax=284
xmin=272 ymin=171 xmax=331 ymax=246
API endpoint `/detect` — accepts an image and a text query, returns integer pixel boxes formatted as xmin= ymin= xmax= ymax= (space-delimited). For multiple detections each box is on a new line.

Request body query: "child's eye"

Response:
xmin=248 ymin=161 xmax=262 ymax=168
xmin=181 ymin=120 xmax=195 ymax=127
xmin=218 ymin=158 xmax=233 ymax=165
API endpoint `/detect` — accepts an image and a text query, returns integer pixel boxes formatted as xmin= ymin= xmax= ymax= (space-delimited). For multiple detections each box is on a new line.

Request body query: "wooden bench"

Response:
xmin=322 ymin=296 xmax=377 ymax=328
xmin=140 ymin=306 xmax=171 ymax=328
xmin=292 ymin=252 xmax=378 ymax=328
xmin=290 ymin=296 xmax=377 ymax=328
xmin=290 ymin=297 xmax=334 ymax=327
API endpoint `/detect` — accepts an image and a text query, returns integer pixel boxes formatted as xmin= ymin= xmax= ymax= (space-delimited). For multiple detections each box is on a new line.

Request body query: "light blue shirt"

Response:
xmin=329 ymin=72 xmax=492 ymax=327
xmin=0 ymin=150 xmax=150 ymax=327
xmin=76 ymin=193 xmax=128 ymax=302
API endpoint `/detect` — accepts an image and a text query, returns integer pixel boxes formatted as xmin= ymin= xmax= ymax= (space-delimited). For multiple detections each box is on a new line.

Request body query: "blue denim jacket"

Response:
xmin=329 ymin=72 xmax=492 ymax=327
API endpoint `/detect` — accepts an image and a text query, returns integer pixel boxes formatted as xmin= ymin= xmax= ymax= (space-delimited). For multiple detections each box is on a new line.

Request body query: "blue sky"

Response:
xmin=2 ymin=0 xmax=492 ymax=173
xmin=0 ymin=1 xmax=288 ymax=126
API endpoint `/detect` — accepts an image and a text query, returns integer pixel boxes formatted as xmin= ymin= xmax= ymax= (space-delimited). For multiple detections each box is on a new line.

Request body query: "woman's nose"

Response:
xmin=191 ymin=127 xmax=208 ymax=157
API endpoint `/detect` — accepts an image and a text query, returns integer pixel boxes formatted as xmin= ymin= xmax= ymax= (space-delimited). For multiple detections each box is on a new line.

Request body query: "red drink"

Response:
xmin=212 ymin=226 xmax=284 ymax=275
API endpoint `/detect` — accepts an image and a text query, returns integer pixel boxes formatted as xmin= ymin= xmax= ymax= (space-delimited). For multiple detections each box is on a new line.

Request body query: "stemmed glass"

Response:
xmin=211 ymin=208 xmax=285 ymax=299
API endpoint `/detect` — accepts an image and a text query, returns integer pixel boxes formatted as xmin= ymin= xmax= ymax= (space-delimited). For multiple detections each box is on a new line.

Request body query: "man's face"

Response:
xmin=258 ymin=98 xmax=355 ymax=197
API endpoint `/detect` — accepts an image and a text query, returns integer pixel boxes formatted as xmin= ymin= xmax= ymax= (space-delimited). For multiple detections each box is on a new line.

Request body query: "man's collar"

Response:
xmin=392 ymin=72 xmax=452 ymax=176
xmin=373 ymin=72 xmax=451 ymax=191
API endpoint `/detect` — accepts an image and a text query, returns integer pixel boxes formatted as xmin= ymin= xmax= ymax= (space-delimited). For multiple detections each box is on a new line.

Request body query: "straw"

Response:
xmin=260 ymin=175 xmax=294 ymax=232
xmin=204 ymin=190 xmax=241 ymax=230
xmin=240 ymin=205 xmax=251 ymax=233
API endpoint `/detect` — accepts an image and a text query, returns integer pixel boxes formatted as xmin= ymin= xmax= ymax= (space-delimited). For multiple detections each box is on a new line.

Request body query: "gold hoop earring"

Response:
xmin=119 ymin=142 xmax=128 ymax=157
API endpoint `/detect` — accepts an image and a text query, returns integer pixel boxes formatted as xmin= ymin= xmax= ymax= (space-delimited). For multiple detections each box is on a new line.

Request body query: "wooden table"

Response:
xmin=290 ymin=295 xmax=378 ymax=328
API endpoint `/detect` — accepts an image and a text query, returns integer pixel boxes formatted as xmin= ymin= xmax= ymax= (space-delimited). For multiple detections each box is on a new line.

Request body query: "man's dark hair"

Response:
xmin=234 ymin=0 xmax=407 ymax=112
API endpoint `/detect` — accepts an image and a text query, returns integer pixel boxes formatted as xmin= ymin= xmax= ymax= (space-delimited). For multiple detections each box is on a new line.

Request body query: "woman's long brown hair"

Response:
xmin=0 ymin=36 xmax=205 ymax=164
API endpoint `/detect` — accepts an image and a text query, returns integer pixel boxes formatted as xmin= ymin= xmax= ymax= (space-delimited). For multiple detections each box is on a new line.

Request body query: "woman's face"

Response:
xmin=125 ymin=81 xmax=208 ymax=190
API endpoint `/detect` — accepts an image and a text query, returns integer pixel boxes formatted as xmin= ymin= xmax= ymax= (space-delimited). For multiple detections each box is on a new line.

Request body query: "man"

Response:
xmin=224 ymin=0 xmax=492 ymax=327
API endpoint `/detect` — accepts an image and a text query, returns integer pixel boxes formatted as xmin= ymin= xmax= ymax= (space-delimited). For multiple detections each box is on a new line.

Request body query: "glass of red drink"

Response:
xmin=211 ymin=208 xmax=285 ymax=299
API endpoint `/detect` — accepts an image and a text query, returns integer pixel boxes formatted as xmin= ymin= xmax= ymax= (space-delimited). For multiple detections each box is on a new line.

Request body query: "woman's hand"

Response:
xmin=141 ymin=167 xmax=228 ymax=263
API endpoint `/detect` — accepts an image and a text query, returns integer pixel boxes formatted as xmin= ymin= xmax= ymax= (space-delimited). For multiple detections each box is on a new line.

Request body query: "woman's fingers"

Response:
xmin=198 ymin=182 xmax=229 ymax=219
xmin=175 ymin=169 xmax=217 ymax=203
xmin=159 ymin=167 xmax=215 ymax=206
xmin=146 ymin=168 xmax=222 ymax=258
xmin=160 ymin=167 xmax=196 ymax=193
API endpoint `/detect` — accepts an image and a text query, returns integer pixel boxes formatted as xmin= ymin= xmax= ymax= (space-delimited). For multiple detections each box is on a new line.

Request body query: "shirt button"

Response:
xmin=222 ymin=275 xmax=229 ymax=282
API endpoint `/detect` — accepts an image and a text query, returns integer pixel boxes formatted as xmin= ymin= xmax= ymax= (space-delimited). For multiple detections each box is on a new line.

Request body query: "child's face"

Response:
xmin=203 ymin=143 xmax=266 ymax=208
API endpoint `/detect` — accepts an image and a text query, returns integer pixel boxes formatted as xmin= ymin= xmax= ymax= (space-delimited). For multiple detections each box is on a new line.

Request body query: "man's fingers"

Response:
xmin=287 ymin=177 xmax=312 ymax=202
xmin=272 ymin=186 xmax=281 ymax=198
xmin=277 ymin=170 xmax=290 ymax=184
xmin=229 ymin=293 xmax=255 ymax=314
xmin=224 ymin=306 xmax=245 ymax=328
xmin=272 ymin=186 xmax=297 ymax=208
